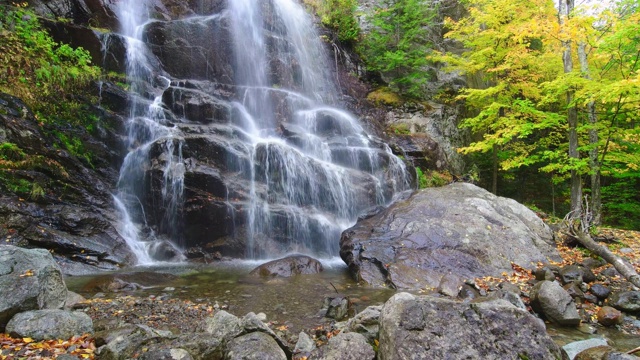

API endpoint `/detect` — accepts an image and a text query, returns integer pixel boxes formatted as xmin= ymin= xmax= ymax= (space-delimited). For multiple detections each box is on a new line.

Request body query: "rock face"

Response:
xmin=249 ymin=255 xmax=324 ymax=277
xmin=377 ymin=292 xmax=566 ymax=360
xmin=0 ymin=246 xmax=68 ymax=331
xmin=6 ymin=309 xmax=93 ymax=341
xmin=340 ymin=183 xmax=560 ymax=289
xmin=0 ymin=92 xmax=134 ymax=274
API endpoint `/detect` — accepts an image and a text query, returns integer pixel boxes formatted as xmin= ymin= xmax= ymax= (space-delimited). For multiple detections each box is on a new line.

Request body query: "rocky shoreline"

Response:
xmin=2 ymin=234 xmax=640 ymax=359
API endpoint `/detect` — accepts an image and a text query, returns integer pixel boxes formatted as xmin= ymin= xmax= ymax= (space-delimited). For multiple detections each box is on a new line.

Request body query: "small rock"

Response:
xmin=324 ymin=296 xmax=351 ymax=320
xmin=530 ymin=281 xmax=581 ymax=326
xmin=163 ymin=287 xmax=175 ymax=292
xmin=437 ymin=274 xmax=461 ymax=297
xmin=202 ymin=310 xmax=242 ymax=340
xmin=256 ymin=312 xmax=267 ymax=321
xmin=608 ymin=291 xmax=640 ymax=313
xmin=311 ymin=332 xmax=374 ymax=360
xmin=560 ymin=265 xmax=583 ymax=284
xmin=249 ymin=255 xmax=323 ymax=277
xmin=458 ymin=284 xmax=480 ymax=301
xmin=562 ymin=338 xmax=608 ymax=360
xmin=226 ymin=332 xmax=287 ymax=360
xmin=590 ymin=284 xmax=611 ymax=300
xmin=597 ymin=306 xmax=623 ymax=327
xmin=535 ymin=267 xmax=556 ymax=281
xmin=564 ymin=282 xmax=585 ymax=300
xmin=575 ymin=345 xmax=612 ymax=360
xmin=294 ymin=331 xmax=315 ymax=353
xmin=601 ymin=267 xmax=620 ymax=278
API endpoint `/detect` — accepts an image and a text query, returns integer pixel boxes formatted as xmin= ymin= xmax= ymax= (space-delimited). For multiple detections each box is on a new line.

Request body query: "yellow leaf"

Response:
xmin=22 ymin=337 xmax=34 ymax=343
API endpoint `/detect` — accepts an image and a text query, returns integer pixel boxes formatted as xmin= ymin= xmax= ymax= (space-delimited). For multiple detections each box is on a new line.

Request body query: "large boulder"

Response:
xmin=6 ymin=309 xmax=93 ymax=341
xmin=310 ymin=332 xmax=375 ymax=360
xmin=0 ymin=246 xmax=68 ymax=331
xmin=340 ymin=183 xmax=560 ymax=289
xmin=377 ymin=292 xmax=566 ymax=360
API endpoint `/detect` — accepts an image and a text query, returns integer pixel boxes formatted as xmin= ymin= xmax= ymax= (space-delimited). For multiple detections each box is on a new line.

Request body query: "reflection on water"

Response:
xmin=65 ymin=260 xmax=396 ymax=333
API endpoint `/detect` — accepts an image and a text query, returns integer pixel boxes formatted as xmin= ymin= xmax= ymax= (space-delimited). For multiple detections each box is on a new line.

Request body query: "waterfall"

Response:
xmin=112 ymin=0 xmax=411 ymax=263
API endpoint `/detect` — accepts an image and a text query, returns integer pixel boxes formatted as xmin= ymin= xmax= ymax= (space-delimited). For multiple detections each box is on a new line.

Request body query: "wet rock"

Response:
xmin=562 ymin=338 xmax=608 ymax=360
xmin=590 ymin=284 xmax=611 ymax=301
xmin=249 ymin=255 xmax=324 ymax=277
xmin=597 ymin=306 xmax=623 ymax=327
xmin=575 ymin=346 xmax=612 ymax=360
xmin=324 ymin=296 xmax=351 ymax=320
xmin=311 ymin=332 xmax=375 ymax=360
xmin=343 ymin=305 xmax=382 ymax=343
xmin=226 ymin=332 xmax=286 ymax=360
xmin=6 ymin=309 xmax=93 ymax=341
xmin=529 ymin=281 xmax=581 ymax=326
xmin=0 ymin=246 xmax=68 ymax=331
xmin=378 ymin=292 xmax=565 ymax=359
xmin=340 ymin=183 xmax=560 ymax=290
xmin=608 ymin=291 xmax=640 ymax=313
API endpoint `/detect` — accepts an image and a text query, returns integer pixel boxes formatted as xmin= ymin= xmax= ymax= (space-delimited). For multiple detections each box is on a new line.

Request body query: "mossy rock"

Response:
xmin=367 ymin=88 xmax=404 ymax=107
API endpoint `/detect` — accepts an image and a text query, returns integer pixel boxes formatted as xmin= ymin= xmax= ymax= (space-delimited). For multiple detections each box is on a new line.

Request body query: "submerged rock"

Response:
xmin=249 ymin=255 xmax=324 ymax=277
xmin=340 ymin=183 xmax=560 ymax=289
xmin=377 ymin=292 xmax=565 ymax=360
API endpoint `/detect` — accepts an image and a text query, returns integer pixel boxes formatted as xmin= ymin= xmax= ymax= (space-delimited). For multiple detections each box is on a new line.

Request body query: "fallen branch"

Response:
xmin=627 ymin=345 xmax=640 ymax=355
xmin=563 ymin=196 xmax=640 ymax=289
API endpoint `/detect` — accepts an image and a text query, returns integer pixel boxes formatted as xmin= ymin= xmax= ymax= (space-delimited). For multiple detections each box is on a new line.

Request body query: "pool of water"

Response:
xmin=65 ymin=258 xmax=396 ymax=333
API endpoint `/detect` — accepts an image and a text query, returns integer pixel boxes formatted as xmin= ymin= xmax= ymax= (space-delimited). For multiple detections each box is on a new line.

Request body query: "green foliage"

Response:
xmin=389 ymin=123 xmax=410 ymax=135
xmin=416 ymin=167 xmax=450 ymax=188
xmin=322 ymin=0 xmax=360 ymax=42
xmin=0 ymin=4 xmax=101 ymax=164
xmin=367 ymin=87 xmax=405 ymax=107
xmin=358 ymin=0 xmax=437 ymax=98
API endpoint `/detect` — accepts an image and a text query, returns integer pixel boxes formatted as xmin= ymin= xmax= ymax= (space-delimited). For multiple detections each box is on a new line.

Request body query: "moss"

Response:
xmin=388 ymin=123 xmax=411 ymax=135
xmin=416 ymin=167 xmax=452 ymax=188
xmin=367 ymin=88 xmax=404 ymax=107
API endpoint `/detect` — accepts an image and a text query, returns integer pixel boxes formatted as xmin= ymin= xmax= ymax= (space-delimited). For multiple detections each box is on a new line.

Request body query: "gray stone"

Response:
xmin=226 ymin=332 xmax=286 ymax=360
xmin=562 ymin=338 xmax=608 ymax=360
xmin=530 ymin=281 xmax=581 ymax=326
xmin=294 ymin=331 xmax=315 ymax=353
xmin=64 ymin=291 xmax=87 ymax=309
xmin=95 ymin=324 xmax=175 ymax=360
xmin=437 ymin=274 xmax=462 ymax=297
xmin=560 ymin=265 xmax=584 ymax=284
xmin=340 ymin=183 xmax=561 ymax=290
xmin=608 ymin=291 xmax=640 ymax=313
xmin=324 ymin=296 xmax=351 ymax=320
xmin=590 ymin=284 xmax=611 ymax=300
xmin=139 ymin=348 xmax=193 ymax=360
xmin=378 ymin=292 xmax=565 ymax=360
xmin=249 ymin=255 xmax=324 ymax=277
xmin=6 ymin=309 xmax=93 ymax=341
xmin=202 ymin=310 xmax=243 ymax=340
xmin=0 ymin=246 xmax=68 ymax=331
xmin=311 ymin=332 xmax=375 ymax=360
xmin=344 ymin=305 xmax=382 ymax=343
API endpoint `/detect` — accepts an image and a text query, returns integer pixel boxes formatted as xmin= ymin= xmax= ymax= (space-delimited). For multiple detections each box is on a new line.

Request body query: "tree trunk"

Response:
xmin=492 ymin=144 xmax=498 ymax=195
xmin=572 ymin=229 xmax=640 ymax=288
xmin=559 ymin=0 xmax=582 ymax=216
xmin=578 ymin=42 xmax=602 ymax=225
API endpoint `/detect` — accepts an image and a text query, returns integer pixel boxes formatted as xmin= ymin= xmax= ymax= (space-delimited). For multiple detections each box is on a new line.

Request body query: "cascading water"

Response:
xmin=112 ymin=0 xmax=184 ymax=264
xmin=112 ymin=0 xmax=411 ymax=262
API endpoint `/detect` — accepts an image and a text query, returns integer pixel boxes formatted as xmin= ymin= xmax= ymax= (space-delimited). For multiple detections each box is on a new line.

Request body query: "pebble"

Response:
xmin=163 ymin=287 xmax=175 ymax=292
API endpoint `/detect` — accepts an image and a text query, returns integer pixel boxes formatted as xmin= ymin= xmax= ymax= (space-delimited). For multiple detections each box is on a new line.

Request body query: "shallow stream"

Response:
xmin=65 ymin=261 xmax=638 ymax=352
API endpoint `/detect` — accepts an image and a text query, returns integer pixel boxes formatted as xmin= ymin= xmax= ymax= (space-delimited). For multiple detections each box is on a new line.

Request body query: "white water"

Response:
xmin=112 ymin=0 xmax=412 ymax=262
